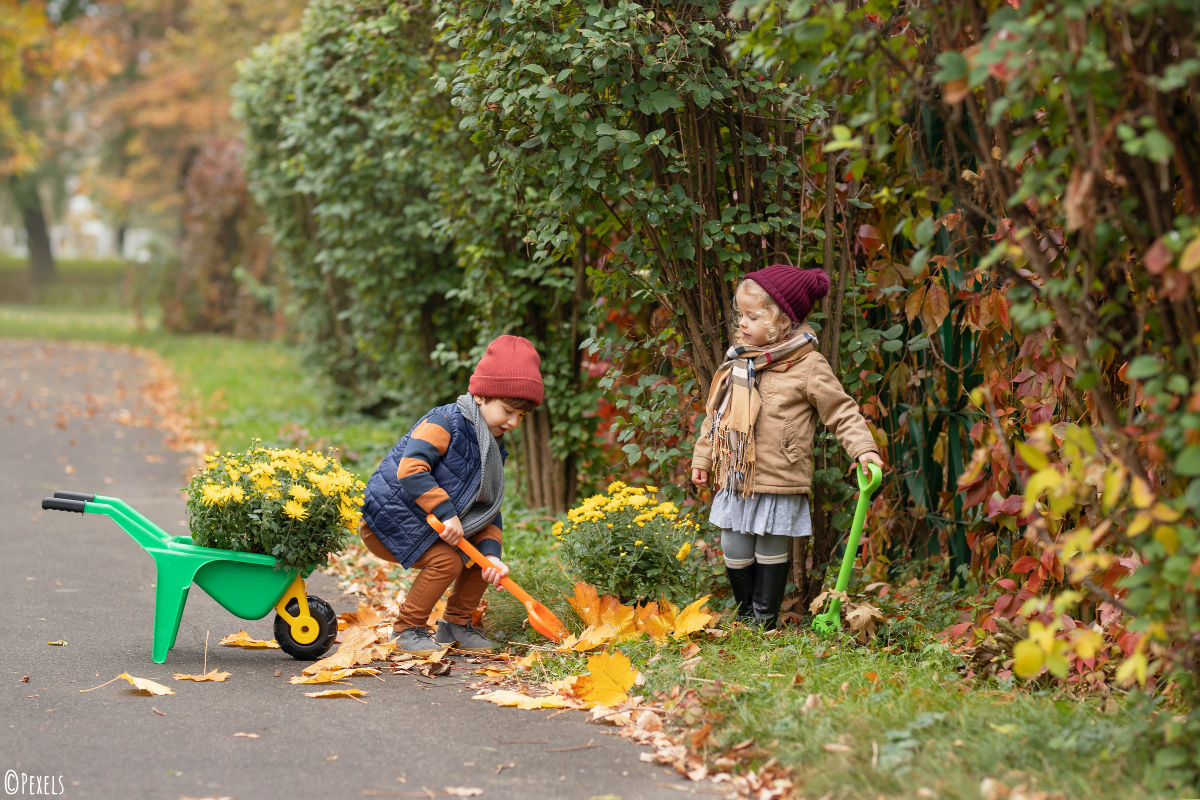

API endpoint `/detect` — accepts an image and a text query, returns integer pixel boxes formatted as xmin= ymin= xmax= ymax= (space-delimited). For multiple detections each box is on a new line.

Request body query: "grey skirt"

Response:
xmin=709 ymin=488 xmax=812 ymax=537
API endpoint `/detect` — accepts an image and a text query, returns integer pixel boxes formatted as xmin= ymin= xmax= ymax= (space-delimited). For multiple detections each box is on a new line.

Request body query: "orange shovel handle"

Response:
xmin=425 ymin=514 xmax=535 ymax=605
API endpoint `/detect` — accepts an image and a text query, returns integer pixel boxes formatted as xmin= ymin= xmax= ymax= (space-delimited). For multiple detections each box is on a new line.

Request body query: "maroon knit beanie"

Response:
xmin=742 ymin=264 xmax=830 ymax=324
xmin=469 ymin=335 xmax=545 ymax=405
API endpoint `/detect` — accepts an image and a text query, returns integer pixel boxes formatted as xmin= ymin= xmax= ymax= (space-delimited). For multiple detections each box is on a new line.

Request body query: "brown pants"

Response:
xmin=360 ymin=523 xmax=490 ymax=629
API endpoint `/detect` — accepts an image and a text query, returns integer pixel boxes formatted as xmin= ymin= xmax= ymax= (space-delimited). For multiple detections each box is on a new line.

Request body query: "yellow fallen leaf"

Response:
xmin=657 ymin=596 xmax=679 ymax=629
xmin=472 ymin=690 xmax=568 ymax=710
xmin=477 ymin=667 xmax=512 ymax=677
xmin=671 ymin=595 xmax=714 ymax=641
xmin=568 ymin=581 xmax=603 ymax=627
xmin=603 ymin=603 xmax=640 ymax=642
xmin=173 ymin=669 xmax=230 ymax=682
xmin=302 ymin=627 xmax=378 ymax=675
xmin=303 ymin=688 xmax=368 ymax=699
xmin=289 ymin=668 xmax=380 ymax=685
xmin=545 ymin=675 xmax=579 ymax=695
xmin=554 ymin=633 xmax=580 ymax=652
xmin=635 ymin=602 xmax=672 ymax=642
xmin=339 ymin=602 xmax=381 ymax=629
xmin=219 ymin=630 xmax=279 ymax=649
xmin=574 ymin=623 xmax=619 ymax=652
xmin=517 ymin=652 xmax=541 ymax=669
xmin=444 ymin=788 xmax=483 ymax=797
xmin=574 ymin=650 xmax=638 ymax=707
xmin=117 ymin=672 xmax=175 ymax=696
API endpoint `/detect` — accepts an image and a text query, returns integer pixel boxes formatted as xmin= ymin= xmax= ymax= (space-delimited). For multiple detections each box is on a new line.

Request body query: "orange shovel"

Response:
xmin=426 ymin=514 xmax=569 ymax=643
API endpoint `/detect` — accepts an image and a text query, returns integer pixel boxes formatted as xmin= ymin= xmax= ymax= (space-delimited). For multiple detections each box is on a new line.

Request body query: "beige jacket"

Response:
xmin=691 ymin=325 xmax=878 ymax=496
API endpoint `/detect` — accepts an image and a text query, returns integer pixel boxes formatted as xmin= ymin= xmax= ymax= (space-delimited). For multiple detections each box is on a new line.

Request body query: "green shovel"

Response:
xmin=811 ymin=462 xmax=883 ymax=636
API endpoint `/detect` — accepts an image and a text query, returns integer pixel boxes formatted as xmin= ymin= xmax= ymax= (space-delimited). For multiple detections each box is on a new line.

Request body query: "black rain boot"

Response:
xmin=751 ymin=562 xmax=790 ymax=630
xmin=724 ymin=565 xmax=756 ymax=620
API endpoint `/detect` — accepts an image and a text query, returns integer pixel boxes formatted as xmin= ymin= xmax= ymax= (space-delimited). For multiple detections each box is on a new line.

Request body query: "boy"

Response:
xmin=359 ymin=335 xmax=543 ymax=655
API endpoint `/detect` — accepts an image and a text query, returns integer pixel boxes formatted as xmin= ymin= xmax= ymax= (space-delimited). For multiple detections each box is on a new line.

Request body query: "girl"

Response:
xmin=691 ymin=264 xmax=884 ymax=628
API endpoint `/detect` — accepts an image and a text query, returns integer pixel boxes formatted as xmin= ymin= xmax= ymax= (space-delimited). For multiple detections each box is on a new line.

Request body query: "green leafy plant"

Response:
xmin=186 ymin=444 xmax=363 ymax=569
xmin=555 ymin=480 xmax=705 ymax=603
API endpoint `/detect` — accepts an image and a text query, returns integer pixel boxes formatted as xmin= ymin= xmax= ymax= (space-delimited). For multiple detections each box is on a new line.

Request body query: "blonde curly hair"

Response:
xmin=734 ymin=279 xmax=795 ymax=345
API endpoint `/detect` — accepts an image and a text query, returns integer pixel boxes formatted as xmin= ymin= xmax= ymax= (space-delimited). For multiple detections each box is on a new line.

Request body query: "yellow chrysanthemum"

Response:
xmin=634 ymin=540 xmax=643 ymax=546
xmin=675 ymin=542 xmax=691 ymax=561
xmin=289 ymin=484 xmax=314 ymax=503
xmin=228 ymin=485 xmax=245 ymax=503
xmin=606 ymin=480 xmax=627 ymax=494
xmin=201 ymin=484 xmax=223 ymax=506
xmin=283 ymin=499 xmax=308 ymax=520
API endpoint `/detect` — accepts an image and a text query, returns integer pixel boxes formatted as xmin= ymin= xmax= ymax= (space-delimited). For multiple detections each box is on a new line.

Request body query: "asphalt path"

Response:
xmin=0 ymin=340 xmax=690 ymax=800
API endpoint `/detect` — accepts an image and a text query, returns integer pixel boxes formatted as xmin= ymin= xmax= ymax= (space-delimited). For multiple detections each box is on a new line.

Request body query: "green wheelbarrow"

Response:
xmin=811 ymin=462 xmax=883 ymax=636
xmin=41 ymin=491 xmax=338 ymax=664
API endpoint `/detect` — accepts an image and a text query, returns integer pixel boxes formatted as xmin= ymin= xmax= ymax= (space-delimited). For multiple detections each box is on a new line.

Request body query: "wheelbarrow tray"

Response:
xmin=44 ymin=492 xmax=326 ymax=664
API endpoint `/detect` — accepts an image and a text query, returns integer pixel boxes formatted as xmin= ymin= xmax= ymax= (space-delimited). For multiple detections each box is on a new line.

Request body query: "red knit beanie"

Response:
xmin=469 ymin=335 xmax=545 ymax=405
xmin=742 ymin=264 xmax=830 ymax=324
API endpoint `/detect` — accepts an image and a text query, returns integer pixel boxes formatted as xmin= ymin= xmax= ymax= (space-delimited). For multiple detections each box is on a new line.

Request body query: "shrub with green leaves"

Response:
xmin=554 ymin=481 xmax=703 ymax=603
xmin=186 ymin=445 xmax=363 ymax=569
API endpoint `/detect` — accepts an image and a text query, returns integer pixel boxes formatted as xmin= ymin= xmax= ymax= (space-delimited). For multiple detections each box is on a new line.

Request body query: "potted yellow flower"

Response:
xmin=186 ymin=444 xmax=364 ymax=569
xmin=555 ymin=480 xmax=703 ymax=603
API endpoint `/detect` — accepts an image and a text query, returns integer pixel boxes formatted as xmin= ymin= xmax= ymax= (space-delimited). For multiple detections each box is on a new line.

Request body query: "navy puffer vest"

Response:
xmin=362 ymin=403 xmax=507 ymax=568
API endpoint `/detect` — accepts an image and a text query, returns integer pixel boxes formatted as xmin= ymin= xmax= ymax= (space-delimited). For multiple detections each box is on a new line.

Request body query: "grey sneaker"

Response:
xmin=394 ymin=626 xmax=440 ymax=657
xmin=434 ymin=619 xmax=496 ymax=653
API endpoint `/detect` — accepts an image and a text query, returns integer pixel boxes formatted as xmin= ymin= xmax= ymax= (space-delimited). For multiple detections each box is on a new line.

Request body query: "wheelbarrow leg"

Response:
xmin=149 ymin=552 xmax=205 ymax=664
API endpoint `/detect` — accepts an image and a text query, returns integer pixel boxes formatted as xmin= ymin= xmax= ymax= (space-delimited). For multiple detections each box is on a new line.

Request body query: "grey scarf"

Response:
xmin=455 ymin=393 xmax=505 ymax=537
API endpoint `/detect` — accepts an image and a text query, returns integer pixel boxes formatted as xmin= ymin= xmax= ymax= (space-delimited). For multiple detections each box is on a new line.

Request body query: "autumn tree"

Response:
xmin=1 ymin=0 xmax=115 ymax=284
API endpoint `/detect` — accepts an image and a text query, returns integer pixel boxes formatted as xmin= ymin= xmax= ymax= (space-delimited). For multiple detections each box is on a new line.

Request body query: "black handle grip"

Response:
xmin=53 ymin=491 xmax=96 ymax=503
xmin=42 ymin=498 xmax=86 ymax=514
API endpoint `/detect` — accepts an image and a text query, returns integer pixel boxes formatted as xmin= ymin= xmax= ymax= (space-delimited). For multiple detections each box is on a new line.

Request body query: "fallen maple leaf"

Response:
xmin=473 ymin=690 xmax=568 ymax=710
xmin=289 ymin=668 xmax=379 ymax=685
xmin=574 ymin=650 xmax=638 ymax=707
xmin=808 ymin=590 xmax=850 ymax=615
xmin=671 ymin=595 xmax=713 ymax=641
xmin=302 ymin=627 xmax=378 ymax=675
xmin=574 ymin=623 xmax=619 ymax=652
xmin=444 ymin=788 xmax=483 ymax=797
xmin=303 ymin=688 xmax=368 ymax=699
xmin=680 ymin=642 xmax=700 ymax=660
xmin=657 ymin=596 xmax=679 ymax=629
xmin=117 ymin=672 xmax=175 ymax=696
xmin=476 ymin=667 xmax=512 ymax=677
xmin=568 ymin=581 xmax=603 ymax=626
xmin=339 ymin=602 xmax=381 ymax=629
xmin=219 ymin=630 xmax=279 ymax=649
xmin=634 ymin=602 xmax=672 ymax=642
xmin=517 ymin=652 xmax=541 ymax=669
xmin=845 ymin=601 xmax=886 ymax=641
xmin=173 ymin=669 xmax=230 ymax=683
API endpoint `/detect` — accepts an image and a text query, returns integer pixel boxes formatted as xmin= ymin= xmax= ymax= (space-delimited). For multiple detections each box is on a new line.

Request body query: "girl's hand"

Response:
xmin=481 ymin=556 xmax=509 ymax=591
xmin=691 ymin=468 xmax=708 ymax=487
xmin=849 ymin=451 xmax=885 ymax=477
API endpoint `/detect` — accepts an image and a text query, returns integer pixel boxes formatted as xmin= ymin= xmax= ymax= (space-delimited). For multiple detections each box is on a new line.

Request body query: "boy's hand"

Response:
xmin=481 ymin=556 xmax=509 ymax=591
xmin=691 ymin=468 xmax=708 ymax=487
xmin=438 ymin=515 xmax=465 ymax=546
xmin=850 ymin=451 xmax=885 ymax=477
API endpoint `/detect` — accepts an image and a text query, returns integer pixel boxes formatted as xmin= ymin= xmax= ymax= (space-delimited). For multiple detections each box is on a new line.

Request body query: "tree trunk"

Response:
xmin=10 ymin=175 xmax=55 ymax=285
xmin=520 ymin=406 xmax=575 ymax=513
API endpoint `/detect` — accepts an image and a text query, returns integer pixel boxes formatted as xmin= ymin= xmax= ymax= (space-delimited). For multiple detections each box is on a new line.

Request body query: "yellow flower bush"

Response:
xmin=187 ymin=442 xmax=364 ymax=569
xmin=556 ymin=480 xmax=702 ymax=603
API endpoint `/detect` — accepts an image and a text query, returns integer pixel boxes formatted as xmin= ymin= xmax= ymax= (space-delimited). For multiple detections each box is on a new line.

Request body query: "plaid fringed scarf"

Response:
xmin=706 ymin=331 xmax=818 ymax=496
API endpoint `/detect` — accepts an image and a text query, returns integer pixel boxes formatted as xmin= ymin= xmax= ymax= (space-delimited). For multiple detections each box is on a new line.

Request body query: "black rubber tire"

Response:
xmin=274 ymin=595 xmax=337 ymax=660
